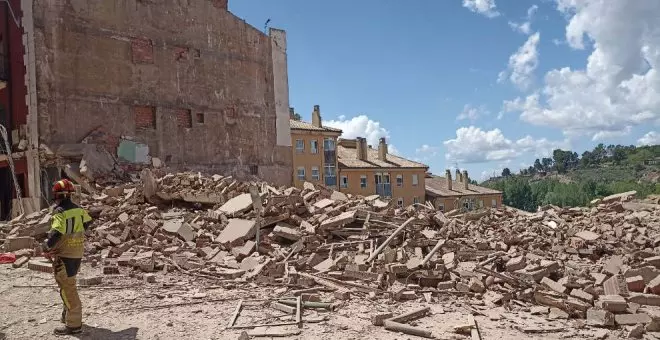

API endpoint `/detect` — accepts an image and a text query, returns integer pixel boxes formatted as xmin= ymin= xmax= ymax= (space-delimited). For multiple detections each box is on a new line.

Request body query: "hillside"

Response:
xmin=481 ymin=144 xmax=660 ymax=212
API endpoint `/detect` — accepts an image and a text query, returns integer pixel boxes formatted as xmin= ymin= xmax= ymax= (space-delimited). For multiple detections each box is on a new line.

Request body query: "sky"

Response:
xmin=230 ymin=0 xmax=660 ymax=182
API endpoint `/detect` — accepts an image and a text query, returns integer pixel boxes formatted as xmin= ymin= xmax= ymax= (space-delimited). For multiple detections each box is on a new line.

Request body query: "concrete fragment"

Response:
xmin=217 ymin=193 xmax=252 ymax=216
xmin=3 ymin=236 xmax=34 ymax=252
xmin=598 ymin=295 xmax=628 ymax=313
xmin=314 ymin=198 xmax=335 ymax=209
xmin=587 ymin=308 xmax=615 ymax=327
xmin=541 ymin=277 xmax=567 ymax=294
xmin=469 ymin=277 xmax=486 ymax=293
xmin=78 ymin=276 xmax=103 ymax=286
xmin=627 ymin=324 xmax=645 ymax=338
xmin=319 ymin=210 xmax=356 ymax=230
xmin=216 ymin=219 xmax=257 ymax=246
xmin=506 ymin=256 xmax=526 ymax=272
xmin=530 ymin=306 xmax=549 ymax=315
xmin=575 ymin=230 xmax=600 ymax=241
xmin=615 ymin=313 xmax=651 ymax=325
xmin=604 ymin=275 xmax=629 ymax=296
xmin=272 ymin=223 xmax=302 ymax=241
xmin=232 ymin=241 xmax=255 ymax=260
xmin=647 ymin=274 xmax=660 ymax=294
xmin=570 ymin=288 xmax=594 ymax=302
xmin=371 ymin=312 xmax=394 ymax=326
xmin=604 ymin=255 xmax=624 ymax=275
xmin=548 ymin=308 xmax=569 ymax=319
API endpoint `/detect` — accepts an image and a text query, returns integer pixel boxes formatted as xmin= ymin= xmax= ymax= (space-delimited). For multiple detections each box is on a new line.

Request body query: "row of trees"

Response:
xmin=488 ymin=177 xmax=660 ymax=212
xmin=500 ymin=144 xmax=660 ymax=177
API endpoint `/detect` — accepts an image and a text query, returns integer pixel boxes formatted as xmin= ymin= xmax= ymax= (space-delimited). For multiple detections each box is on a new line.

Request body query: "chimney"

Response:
xmin=455 ymin=169 xmax=462 ymax=183
xmin=463 ymin=170 xmax=469 ymax=190
xmin=378 ymin=137 xmax=388 ymax=161
xmin=356 ymin=137 xmax=367 ymax=161
xmin=289 ymin=107 xmax=295 ymax=120
xmin=445 ymin=169 xmax=452 ymax=191
xmin=312 ymin=105 xmax=322 ymax=127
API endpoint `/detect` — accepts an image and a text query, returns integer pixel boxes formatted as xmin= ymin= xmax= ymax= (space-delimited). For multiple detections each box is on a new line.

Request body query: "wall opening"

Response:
xmin=135 ymin=106 xmax=156 ymax=129
xmin=250 ymin=164 xmax=258 ymax=175
xmin=177 ymin=109 xmax=192 ymax=128
xmin=196 ymin=113 xmax=204 ymax=124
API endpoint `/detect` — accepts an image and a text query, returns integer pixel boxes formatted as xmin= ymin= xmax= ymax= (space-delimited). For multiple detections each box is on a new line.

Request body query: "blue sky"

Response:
xmin=230 ymin=0 xmax=660 ymax=181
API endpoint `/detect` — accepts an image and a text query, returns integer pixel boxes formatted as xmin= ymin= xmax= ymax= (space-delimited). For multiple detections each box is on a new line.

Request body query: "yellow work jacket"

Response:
xmin=50 ymin=205 xmax=92 ymax=258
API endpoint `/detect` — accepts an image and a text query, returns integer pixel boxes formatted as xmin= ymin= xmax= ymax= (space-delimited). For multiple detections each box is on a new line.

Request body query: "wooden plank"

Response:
xmin=296 ymin=296 xmax=303 ymax=329
xmin=227 ymin=299 xmax=243 ymax=328
xmin=367 ymin=217 xmax=415 ymax=262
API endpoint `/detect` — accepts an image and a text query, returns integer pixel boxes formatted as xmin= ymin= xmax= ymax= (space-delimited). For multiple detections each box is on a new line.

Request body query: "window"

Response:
xmin=491 ymin=199 xmax=497 ymax=208
xmin=311 ymin=166 xmax=320 ymax=180
xmin=412 ymin=174 xmax=419 ymax=186
xmin=478 ymin=200 xmax=484 ymax=208
xmin=310 ymin=140 xmax=318 ymax=154
xmin=413 ymin=197 xmax=420 ymax=204
xmin=250 ymin=165 xmax=258 ymax=175
xmin=396 ymin=174 xmax=403 ymax=187
xmin=323 ymin=138 xmax=336 ymax=151
xmin=360 ymin=175 xmax=367 ymax=188
xmin=463 ymin=198 xmax=475 ymax=211
xmin=397 ymin=198 xmax=404 ymax=207
xmin=437 ymin=203 xmax=445 ymax=212
xmin=295 ymin=139 xmax=304 ymax=153
xmin=196 ymin=113 xmax=205 ymax=124
xmin=341 ymin=176 xmax=348 ymax=188
xmin=297 ymin=167 xmax=305 ymax=180
xmin=324 ymin=164 xmax=337 ymax=186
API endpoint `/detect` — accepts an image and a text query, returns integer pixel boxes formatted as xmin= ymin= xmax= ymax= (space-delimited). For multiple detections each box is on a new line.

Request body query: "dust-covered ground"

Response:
xmin=1 ymin=263 xmax=639 ymax=340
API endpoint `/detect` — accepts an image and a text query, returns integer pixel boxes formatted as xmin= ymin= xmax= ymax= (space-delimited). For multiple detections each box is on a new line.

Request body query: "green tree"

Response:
xmin=502 ymin=168 xmax=512 ymax=177
xmin=534 ymin=159 xmax=543 ymax=171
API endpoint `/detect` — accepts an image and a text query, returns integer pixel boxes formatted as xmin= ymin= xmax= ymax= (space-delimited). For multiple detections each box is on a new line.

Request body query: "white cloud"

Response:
xmin=502 ymin=0 xmax=660 ymax=140
xmin=498 ymin=32 xmax=541 ymax=91
xmin=508 ymin=5 xmax=538 ymax=35
xmin=591 ymin=126 xmax=633 ymax=141
xmin=457 ymin=104 xmax=490 ymax=122
xmin=416 ymin=144 xmax=440 ymax=157
xmin=323 ymin=115 xmax=400 ymax=155
xmin=462 ymin=0 xmax=500 ymax=18
xmin=443 ymin=126 xmax=568 ymax=164
xmin=638 ymin=131 xmax=660 ymax=146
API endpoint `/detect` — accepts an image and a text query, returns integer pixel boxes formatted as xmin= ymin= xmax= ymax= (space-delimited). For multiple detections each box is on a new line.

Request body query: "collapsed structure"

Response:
xmin=2 ymin=167 xmax=660 ymax=337
xmin=0 ymin=0 xmax=293 ymax=219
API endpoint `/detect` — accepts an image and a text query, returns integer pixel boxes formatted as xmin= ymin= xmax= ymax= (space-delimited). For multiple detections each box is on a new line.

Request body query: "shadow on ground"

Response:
xmin=73 ymin=326 xmax=139 ymax=340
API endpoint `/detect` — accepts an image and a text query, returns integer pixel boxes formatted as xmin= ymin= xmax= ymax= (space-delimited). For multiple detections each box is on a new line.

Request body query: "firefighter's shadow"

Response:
xmin=73 ymin=326 xmax=138 ymax=340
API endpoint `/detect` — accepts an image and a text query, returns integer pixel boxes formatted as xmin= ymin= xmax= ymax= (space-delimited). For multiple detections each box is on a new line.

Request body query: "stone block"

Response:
xmin=570 ymin=288 xmax=594 ymax=302
xmin=272 ymin=223 xmax=302 ymax=241
xmin=216 ymin=219 xmax=257 ymax=246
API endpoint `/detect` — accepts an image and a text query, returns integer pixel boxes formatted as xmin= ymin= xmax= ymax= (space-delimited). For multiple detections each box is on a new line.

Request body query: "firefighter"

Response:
xmin=42 ymin=179 xmax=93 ymax=335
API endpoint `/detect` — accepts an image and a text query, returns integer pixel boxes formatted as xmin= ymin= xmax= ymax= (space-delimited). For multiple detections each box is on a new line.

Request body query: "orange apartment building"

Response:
xmin=336 ymin=137 xmax=428 ymax=207
xmin=425 ymin=169 xmax=503 ymax=212
xmin=289 ymin=106 xmax=429 ymax=207
xmin=289 ymin=106 xmax=342 ymax=188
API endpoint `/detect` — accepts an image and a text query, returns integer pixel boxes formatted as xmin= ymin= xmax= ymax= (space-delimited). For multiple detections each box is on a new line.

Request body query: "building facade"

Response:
xmin=0 ymin=0 xmax=293 ymax=219
xmin=289 ymin=106 xmax=342 ymax=188
xmin=337 ymin=138 xmax=428 ymax=207
xmin=425 ymin=169 xmax=503 ymax=212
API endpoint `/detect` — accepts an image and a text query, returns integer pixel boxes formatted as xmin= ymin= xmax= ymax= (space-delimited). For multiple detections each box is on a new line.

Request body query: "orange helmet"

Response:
xmin=52 ymin=179 xmax=75 ymax=197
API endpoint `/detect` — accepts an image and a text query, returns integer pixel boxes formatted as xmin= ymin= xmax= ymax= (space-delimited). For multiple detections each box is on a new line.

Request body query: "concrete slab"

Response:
xmin=216 ymin=219 xmax=257 ymax=245
xmin=217 ymin=193 xmax=253 ymax=216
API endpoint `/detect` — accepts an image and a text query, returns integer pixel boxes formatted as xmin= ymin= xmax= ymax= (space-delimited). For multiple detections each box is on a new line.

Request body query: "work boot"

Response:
xmin=53 ymin=326 xmax=82 ymax=335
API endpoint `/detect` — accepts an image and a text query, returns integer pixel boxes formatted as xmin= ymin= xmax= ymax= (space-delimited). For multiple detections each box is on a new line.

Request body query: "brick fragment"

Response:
xmin=28 ymin=259 xmax=53 ymax=273
xmin=646 ymin=274 xmax=660 ymax=294
xmin=627 ymin=276 xmax=645 ymax=293
xmin=12 ymin=256 xmax=29 ymax=268
xmin=4 ymin=236 xmax=35 ymax=252
xmin=604 ymin=274 xmax=629 ymax=296
xmin=469 ymin=277 xmax=486 ymax=293
xmin=103 ymin=265 xmax=120 ymax=275
xmin=79 ymin=276 xmax=103 ymax=286
xmin=106 ymin=234 xmax=121 ymax=246
xmin=436 ymin=281 xmax=455 ymax=290
xmin=505 ymin=256 xmax=526 ymax=272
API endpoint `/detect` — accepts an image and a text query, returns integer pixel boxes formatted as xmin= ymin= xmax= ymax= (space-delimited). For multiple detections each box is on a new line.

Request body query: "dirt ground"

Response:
xmin=0 ymin=262 xmax=641 ymax=340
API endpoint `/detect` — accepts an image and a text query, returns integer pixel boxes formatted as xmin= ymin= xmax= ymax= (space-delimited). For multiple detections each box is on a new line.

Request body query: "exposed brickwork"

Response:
xmin=176 ymin=109 xmax=192 ymax=128
xmin=135 ymin=106 xmax=156 ymax=130
xmin=131 ymin=38 xmax=154 ymax=64
xmin=33 ymin=0 xmax=293 ymax=186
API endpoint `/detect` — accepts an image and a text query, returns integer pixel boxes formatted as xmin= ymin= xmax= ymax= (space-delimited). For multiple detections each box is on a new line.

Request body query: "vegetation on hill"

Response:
xmin=482 ymin=144 xmax=660 ymax=212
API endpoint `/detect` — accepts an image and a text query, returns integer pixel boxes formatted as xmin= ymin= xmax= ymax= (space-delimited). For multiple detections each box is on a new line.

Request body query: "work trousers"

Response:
xmin=53 ymin=257 xmax=82 ymax=328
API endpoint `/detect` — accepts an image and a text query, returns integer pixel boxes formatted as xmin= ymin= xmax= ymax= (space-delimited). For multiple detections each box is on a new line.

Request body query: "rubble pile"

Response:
xmin=3 ymin=171 xmax=660 ymax=336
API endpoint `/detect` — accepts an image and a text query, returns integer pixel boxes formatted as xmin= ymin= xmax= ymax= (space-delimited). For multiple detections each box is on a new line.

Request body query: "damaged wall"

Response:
xmin=30 ymin=0 xmax=292 ymax=186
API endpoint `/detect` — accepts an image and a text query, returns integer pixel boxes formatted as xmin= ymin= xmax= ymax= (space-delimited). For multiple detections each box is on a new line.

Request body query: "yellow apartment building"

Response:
xmin=425 ymin=169 xmax=503 ymax=212
xmin=336 ymin=138 xmax=429 ymax=207
xmin=289 ymin=106 xmax=342 ymax=188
